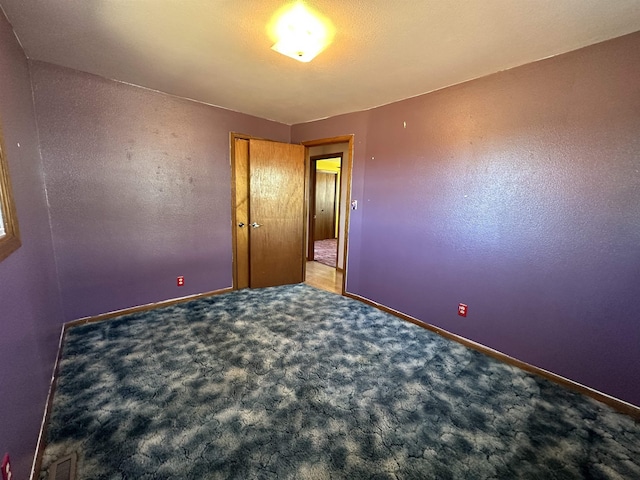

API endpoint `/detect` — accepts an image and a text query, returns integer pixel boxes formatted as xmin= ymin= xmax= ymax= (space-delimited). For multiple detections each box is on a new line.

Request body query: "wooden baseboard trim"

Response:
xmin=65 ymin=287 xmax=234 ymax=330
xmin=30 ymin=327 xmax=66 ymax=480
xmin=343 ymin=291 xmax=640 ymax=420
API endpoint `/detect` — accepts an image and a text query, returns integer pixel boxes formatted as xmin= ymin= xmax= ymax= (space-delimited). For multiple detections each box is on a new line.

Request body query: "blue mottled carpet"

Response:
xmin=40 ymin=284 xmax=640 ymax=479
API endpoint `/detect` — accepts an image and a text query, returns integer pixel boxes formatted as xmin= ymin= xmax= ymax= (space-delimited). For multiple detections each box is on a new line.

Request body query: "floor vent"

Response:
xmin=48 ymin=452 xmax=77 ymax=480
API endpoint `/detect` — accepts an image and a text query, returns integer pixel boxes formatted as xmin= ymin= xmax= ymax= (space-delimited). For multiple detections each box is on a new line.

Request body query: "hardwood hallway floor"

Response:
xmin=305 ymin=261 xmax=343 ymax=294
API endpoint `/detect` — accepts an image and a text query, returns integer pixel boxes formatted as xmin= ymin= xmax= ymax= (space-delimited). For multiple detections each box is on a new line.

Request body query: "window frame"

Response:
xmin=0 ymin=125 xmax=21 ymax=262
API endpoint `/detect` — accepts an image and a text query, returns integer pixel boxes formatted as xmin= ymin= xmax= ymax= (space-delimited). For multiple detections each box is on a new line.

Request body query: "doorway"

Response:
xmin=308 ymin=153 xmax=342 ymax=268
xmin=302 ymin=136 xmax=354 ymax=295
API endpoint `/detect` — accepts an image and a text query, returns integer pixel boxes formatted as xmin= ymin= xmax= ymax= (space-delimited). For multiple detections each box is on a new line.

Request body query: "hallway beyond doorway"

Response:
xmin=305 ymin=261 xmax=342 ymax=294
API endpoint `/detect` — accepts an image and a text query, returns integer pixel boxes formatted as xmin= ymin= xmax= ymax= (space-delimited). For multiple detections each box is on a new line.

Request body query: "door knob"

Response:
xmin=250 ymin=222 xmax=262 ymax=228
xmin=238 ymin=222 xmax=245 ymax=227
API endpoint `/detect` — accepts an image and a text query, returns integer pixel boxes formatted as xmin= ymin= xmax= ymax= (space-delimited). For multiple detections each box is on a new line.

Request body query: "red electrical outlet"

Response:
xmin=2 ymin=454 xmax=12 ymax=480
xmin=458 ymin=303 xmax=468 ymax=317
xmin=177 ymin=276 xmax=184 ymax=287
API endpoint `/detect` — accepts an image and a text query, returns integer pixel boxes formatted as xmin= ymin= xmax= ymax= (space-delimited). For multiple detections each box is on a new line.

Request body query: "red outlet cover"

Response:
xmin=177 ymin=276 xmax=184 ymax=287
xmin=458 ymin=303 xmax=468 ymax=317
xmin=2 ymin=454 xmax=12 ymax=480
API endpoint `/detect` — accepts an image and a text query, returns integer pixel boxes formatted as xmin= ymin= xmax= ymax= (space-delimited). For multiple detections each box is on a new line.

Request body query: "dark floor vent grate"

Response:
xmin=48 ymin=452 xmax=77 ymax=480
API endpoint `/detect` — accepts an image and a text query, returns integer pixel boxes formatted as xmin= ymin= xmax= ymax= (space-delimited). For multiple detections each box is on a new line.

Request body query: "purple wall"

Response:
xmin=30 ymin=62 xmax=290 ymax=321
xmin=293 ymin=32 xmax=640 ymax=406
xmin=0 ymin=13 xmax=64 ymax=480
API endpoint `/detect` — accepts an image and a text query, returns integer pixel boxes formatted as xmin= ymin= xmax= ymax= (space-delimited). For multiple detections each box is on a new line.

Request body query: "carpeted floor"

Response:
xmin=40 ymin=284 xmax=640 ymax=479
xmin=314 ymin=238 xmax=337 ymax=267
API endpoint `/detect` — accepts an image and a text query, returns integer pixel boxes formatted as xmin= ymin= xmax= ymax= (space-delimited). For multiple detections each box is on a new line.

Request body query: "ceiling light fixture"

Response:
xmin=269 ymin=3 xmax=334 ymax=63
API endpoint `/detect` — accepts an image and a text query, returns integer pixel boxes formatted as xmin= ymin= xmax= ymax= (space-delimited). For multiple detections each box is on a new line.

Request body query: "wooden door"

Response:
xmin=247 ymin=139 xmax=305 ymax=288
xmin=314 ymin=172 xmax=337 ymax=240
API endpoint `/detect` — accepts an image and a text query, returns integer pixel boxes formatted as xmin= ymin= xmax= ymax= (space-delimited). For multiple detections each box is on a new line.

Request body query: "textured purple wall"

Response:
xmin=31 ymin=61 xmax=290 ymax=321
xmin=293 ymin=32 xmax=640 ymax=406
xmin=0 ymin=13 xmax=64 ymax=480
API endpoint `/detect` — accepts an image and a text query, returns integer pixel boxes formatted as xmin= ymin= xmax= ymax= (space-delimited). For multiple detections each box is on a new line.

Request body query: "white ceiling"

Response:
xmin=2 ymin=1 xmax=640 ymax=125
